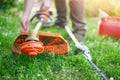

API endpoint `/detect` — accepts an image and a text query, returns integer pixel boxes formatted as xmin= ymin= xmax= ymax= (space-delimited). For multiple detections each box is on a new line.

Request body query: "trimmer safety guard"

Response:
xmin=12 ymin=32 xmax=69 ymax=55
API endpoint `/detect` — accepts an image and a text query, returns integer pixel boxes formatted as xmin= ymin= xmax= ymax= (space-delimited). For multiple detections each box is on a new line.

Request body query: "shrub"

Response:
xmin=0 ymin=0 xmax=19 ymax=9
xmin=85 ymin=0 xmax=120 ymax=17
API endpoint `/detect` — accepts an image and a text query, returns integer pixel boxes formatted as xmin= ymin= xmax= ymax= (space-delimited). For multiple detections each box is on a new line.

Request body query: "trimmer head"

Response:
xmin=12 ymin=32 xmax=69 ymax=56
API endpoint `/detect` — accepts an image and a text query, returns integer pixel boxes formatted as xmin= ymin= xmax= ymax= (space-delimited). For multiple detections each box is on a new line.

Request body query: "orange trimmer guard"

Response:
xmin=12 ymin=32 xmax=69 ymax=55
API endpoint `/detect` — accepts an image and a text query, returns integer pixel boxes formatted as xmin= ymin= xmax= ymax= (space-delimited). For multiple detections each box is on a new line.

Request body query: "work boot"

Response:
xmin=54 ymin=18 xmax=67 ymax=28
xmin=73 ymin=29 xmax=86 ymax=42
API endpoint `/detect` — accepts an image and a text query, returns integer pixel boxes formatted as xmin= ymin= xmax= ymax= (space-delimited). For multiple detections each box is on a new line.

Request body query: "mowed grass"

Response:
xmin=0 ymin=11 xmax=120 ymax=80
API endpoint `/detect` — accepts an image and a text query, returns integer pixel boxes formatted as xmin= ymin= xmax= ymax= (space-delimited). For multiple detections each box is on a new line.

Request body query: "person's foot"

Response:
xmin=54 ymin=19 xmax=86 ymax=42
xmin=54 ymin=19 xmax=67 ymax=28
xmin=73 ymin=30 xmax=86 ymax=42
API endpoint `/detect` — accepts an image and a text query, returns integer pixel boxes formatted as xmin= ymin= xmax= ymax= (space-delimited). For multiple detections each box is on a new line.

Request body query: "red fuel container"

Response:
xmin=98 ymin=16 xmax=120 ymax=39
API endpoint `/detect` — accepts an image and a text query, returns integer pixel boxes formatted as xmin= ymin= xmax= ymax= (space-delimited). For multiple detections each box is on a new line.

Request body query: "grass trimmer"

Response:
xmin=65 ymin=25 xmax=113 ymax=80
xmin=12 ymin=11 xmax=69 ymax=56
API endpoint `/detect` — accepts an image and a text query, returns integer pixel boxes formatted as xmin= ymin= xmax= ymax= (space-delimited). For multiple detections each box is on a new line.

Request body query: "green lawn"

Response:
xmin=0 ymin=10 xmax=120 ymax=80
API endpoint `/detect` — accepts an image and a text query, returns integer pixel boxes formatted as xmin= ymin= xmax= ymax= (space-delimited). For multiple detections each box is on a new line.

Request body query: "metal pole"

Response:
xmin=64 ymin=25 xmax=113 ymax=80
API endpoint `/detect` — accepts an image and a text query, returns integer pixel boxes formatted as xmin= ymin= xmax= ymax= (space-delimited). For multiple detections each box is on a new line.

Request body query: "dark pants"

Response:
xmin=55 ymin=0 xmax=86 ymax=41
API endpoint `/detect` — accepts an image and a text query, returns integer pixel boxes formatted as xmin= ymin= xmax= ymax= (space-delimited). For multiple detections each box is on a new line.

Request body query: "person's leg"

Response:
xmin=54 ymin=0 xmax=67 ymax=27
xmin=69 ymin=0 xmax=86 ymax=41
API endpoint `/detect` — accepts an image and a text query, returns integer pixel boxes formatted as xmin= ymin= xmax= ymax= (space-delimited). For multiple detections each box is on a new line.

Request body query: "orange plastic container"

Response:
xmin=98 ymin=16 xmax=120 ymax=38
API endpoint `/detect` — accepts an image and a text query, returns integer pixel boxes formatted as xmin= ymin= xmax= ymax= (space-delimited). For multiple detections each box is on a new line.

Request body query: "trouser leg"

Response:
xmin=54 ymin=0 xmax=67 ymax=27
xmin=69 ymin=0 xmax=86 ymax=41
